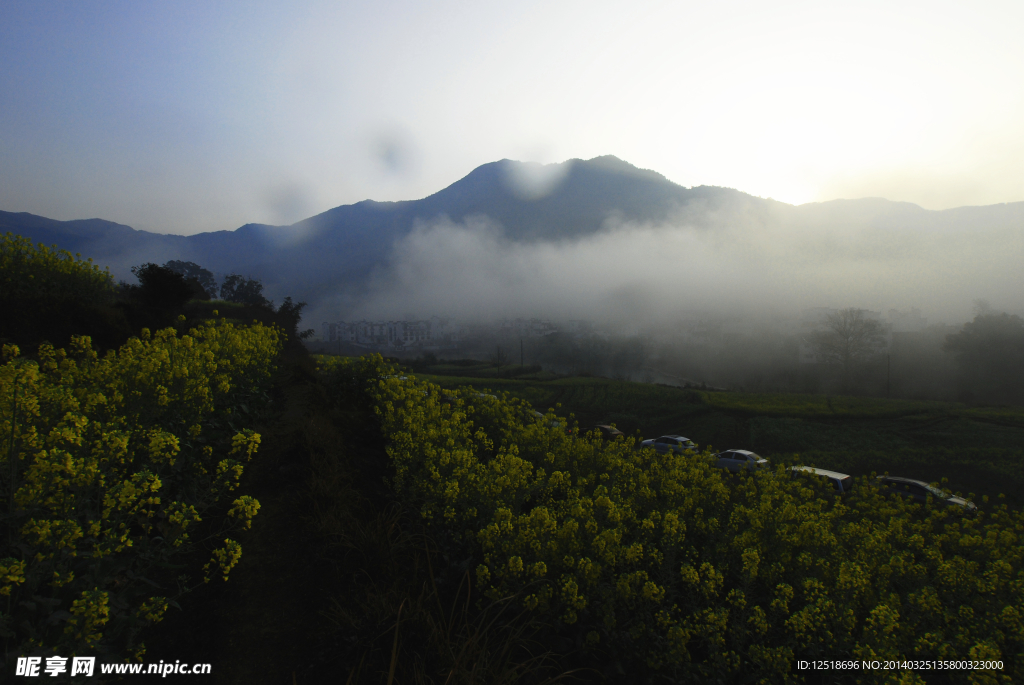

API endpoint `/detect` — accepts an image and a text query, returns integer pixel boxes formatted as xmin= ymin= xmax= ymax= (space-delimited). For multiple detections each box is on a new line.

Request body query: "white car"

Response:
xmin=791 ymin=466 xmax=853 ymax=494
xmin=532 ymin=410 xmax=567 ymax=431
xmin=641 ymin=435 xmax=697 ymax=454
xmin=876 ymin=476 xmax=977 ymax=512
xmin=714 ymin=449 xmax=769 ymax=472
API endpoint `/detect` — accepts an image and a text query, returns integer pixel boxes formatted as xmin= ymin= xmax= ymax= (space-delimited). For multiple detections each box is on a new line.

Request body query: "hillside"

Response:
xmin=0 ymin=156 xmax=729 ymax=298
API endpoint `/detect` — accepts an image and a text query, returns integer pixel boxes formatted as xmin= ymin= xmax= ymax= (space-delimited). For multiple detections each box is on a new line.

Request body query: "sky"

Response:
xmin=2 ymin=0 xmax=1023 ymax=235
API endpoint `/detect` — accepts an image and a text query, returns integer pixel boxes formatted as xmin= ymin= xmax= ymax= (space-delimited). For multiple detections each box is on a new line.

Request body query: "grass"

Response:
xmin=417 ymin=373 xmax=707 ymax=435
xmin=701 ymin=390 xmax=959 ymax=419
xmin=963 ymin=405 xmax=1024 ymax=427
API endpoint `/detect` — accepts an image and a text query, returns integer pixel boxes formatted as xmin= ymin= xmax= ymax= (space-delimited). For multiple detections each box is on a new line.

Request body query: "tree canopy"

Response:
xmin=808 ymin=308 xmax=887 ymax=369
xmin=220 ymin=274 xmax=271 ymax=307
xmin=944 ymin=312 xmax=1024 ymax=403
xmin=129 ymin=263 xmax=197 ymax=311
xmin=163 ymin=260 xmax=217 ymax=298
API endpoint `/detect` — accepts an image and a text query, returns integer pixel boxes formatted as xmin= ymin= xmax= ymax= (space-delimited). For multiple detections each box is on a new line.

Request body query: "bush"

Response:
xmin=350 ymin=355 xmax=1024 ymax=683
xmin=0 ymin=233 xmax=129 ymax=351
xmin=1 ymin=316 xmax=283 ymax=662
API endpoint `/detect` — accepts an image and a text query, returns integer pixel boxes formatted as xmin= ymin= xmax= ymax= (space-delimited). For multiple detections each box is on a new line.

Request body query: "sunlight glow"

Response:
xmin=1 ymin=0 xmax=1022 ymax=231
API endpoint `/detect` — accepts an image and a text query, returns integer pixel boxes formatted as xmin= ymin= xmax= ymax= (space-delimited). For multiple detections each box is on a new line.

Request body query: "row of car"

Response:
xmin=402 ymin=393 xmax=973 ymax=514
xmin=607 ymin=429 xmax=978 ymax=513
xmin=790 ymin=468 xmax=977 ymax=512
xmin=512 ymin=409 xmax=979 ymax=513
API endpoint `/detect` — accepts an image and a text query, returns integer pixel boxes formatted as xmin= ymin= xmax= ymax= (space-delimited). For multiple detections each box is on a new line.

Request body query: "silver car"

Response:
xmin=714 ymin=449 xmax=769 ymax=472
xmin=877 ymin=476 xmax=977 ymax=512
xmin=641 ymin=435 xmax=697 ymax=454
xmin=791 ymin=466 xmax=854 ymax=494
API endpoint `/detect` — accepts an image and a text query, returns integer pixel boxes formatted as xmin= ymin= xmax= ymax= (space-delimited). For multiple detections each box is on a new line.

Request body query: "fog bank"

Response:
xmin=348 ymin=206 xmax=1024 ymax=326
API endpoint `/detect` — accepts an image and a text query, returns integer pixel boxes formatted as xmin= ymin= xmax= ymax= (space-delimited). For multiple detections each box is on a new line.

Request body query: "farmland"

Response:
xmin=414 ymin=361 xmax=1024 ymax=508
xmin=4 ymin=215 xmax=1022 ymax=685
xmin=355 ymin=355 xmax=1024 ymax=682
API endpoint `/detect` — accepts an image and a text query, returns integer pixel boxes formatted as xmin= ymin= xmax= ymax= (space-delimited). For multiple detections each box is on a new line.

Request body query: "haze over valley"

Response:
xmin=4 ymin=155 xmax=1022 ymax=332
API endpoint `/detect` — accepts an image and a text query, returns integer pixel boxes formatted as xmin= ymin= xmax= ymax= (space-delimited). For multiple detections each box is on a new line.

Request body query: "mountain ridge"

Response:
xmin=4 ymin=156 xmax=1023 ymax=319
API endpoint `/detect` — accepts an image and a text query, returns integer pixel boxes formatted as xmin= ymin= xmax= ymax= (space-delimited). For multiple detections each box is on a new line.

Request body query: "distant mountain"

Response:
xmin=1 ymin=156 xmax=747 ymax=303
xmin=3 ymin=155 xmax=1023 ymax=318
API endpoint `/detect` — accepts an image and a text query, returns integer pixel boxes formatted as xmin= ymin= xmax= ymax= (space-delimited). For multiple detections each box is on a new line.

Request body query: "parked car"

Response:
xmin=791 ymin=466 xmax=854 ymax=494
xmin=587 ymin=424 xmax=625 ymax=440
xmin=714 ymin=449 xmax=769 ymax=472
xmin=532 ymin=410 xmax=568 ymax=431
xmin=430 ymin=391 xmax=457 ymax=405
xmin=641 ymin=435 xmax=697 ymax=454
xmin=876 ymin=476 xmax=977 ymax=512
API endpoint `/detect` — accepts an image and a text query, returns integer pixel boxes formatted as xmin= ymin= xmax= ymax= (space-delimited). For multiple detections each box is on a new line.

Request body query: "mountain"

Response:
xmin=3 ymin=155 xmax=1024 ymax=319
xmin=1 ymin=156 xmax=748 ymax=303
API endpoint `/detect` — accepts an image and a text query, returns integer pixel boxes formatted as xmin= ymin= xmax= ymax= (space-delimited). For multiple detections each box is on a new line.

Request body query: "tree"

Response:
xmin=163 ymin=260 xmax=217 ymax=299
xmin=115 ymin=263 xmax=199 ymax=333
xmin=130 ymin=263 xmax=195 ymax=312
xmin=944 ymin=312 xmax=1024 ymax=403
xmin=808 ymin=308 xmax=887 ymax=379
xmin=489 ymin=345 xmax=509 ymax=367
xmin=276 ymin=296 xmax=314 ymax=340
xmin=219 ymin=274 xmax=270 ymax=307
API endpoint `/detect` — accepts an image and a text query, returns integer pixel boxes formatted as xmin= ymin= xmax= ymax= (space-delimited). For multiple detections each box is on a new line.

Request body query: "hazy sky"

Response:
xmin=2 ymin=0 xmax=1023 ymax=235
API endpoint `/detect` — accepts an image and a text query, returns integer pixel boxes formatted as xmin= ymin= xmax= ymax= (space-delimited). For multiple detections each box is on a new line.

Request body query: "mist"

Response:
xmin=348 ymin=202 xmax=1024 ymax=328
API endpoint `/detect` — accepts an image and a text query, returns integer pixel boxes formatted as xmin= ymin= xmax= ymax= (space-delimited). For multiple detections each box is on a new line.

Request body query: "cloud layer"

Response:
xmin=349 ymin=205 xmax=1024 ymax=326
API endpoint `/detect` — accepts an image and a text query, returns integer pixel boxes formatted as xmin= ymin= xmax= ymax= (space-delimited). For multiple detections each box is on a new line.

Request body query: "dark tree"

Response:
xmin=220 ymin=274 xmax=270 ymax=307
xmin=130 ymin=263 xmax=195 ymax=312
xmin=944 ymin=312 xmax=1024 ymax=404
xmin=808 ymin=308 xmax=887 ymax=369
xmin=276 ymin=296 xmax=314 ymax=340
xmin=806 ymin=308 xmax=887 ymax=392
xmin=489 ymin=345 xmax=509 ymax=367
xmin=163 ymin=260 xmax=217 ymax=299
xmin=112 ymin=263 xmax=201 ymax=334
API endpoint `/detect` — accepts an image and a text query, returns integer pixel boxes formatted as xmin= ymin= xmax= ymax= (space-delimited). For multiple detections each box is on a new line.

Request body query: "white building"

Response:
xmin=499 ymin=318 xmax=559 ymax=338
xmin=320 ymin=317 xmax=466 ymax=350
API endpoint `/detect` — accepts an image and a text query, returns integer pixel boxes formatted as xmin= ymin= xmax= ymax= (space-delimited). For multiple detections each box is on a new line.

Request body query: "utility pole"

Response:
xmin=886 ymin=354 xmax=891 ymax=398
xmin=521 ymin=339 xmax=524 ymax=368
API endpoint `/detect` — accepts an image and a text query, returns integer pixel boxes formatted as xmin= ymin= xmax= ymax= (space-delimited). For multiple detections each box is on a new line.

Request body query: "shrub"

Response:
xmin=0 ymin=233 xmax=127 ymax=350
xmin=1 ymin=316 xmax=283 ymax=661
xmin=348 ymin=355 xmax=1024 ymax=683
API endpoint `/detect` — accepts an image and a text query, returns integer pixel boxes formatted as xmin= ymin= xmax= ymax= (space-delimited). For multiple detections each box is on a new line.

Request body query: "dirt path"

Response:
xmin=137 ymin=355 xmax=345 ymax=683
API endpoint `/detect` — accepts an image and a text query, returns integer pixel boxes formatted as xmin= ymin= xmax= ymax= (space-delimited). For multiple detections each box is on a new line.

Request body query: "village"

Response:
xmin=315 ymin=307 xmax=933 ymax=361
